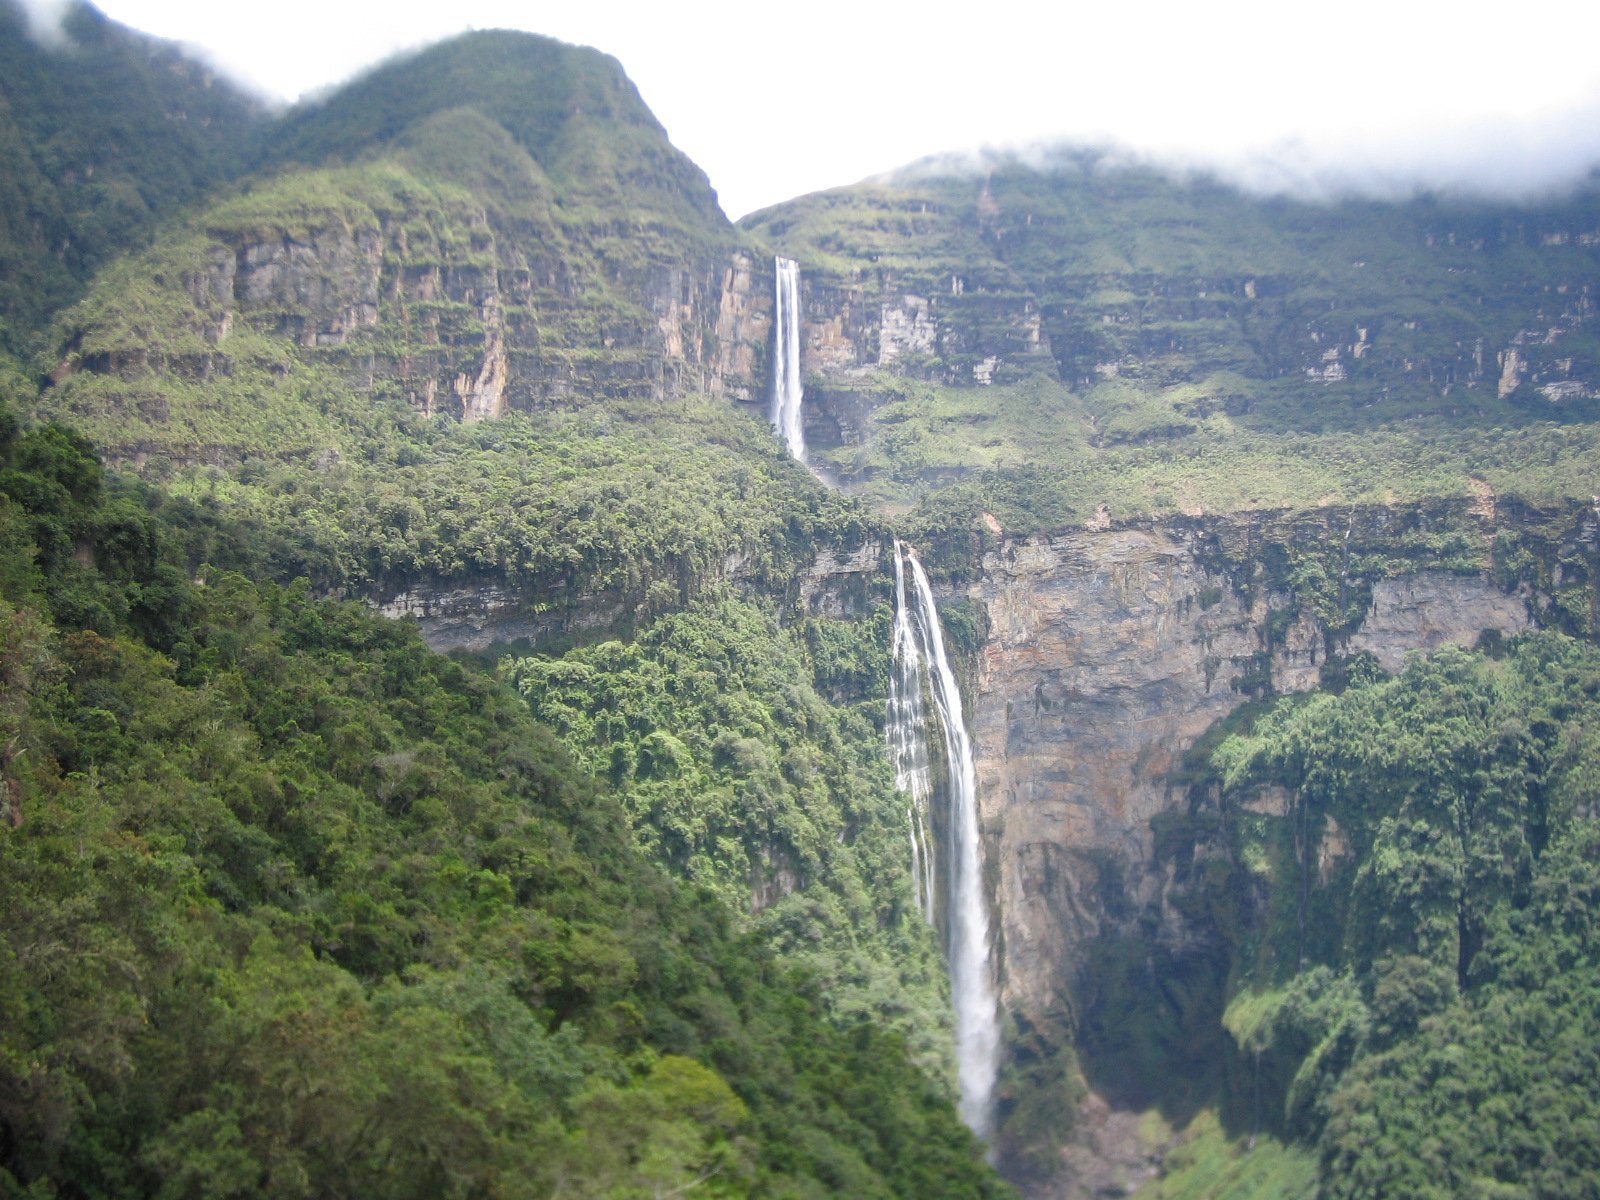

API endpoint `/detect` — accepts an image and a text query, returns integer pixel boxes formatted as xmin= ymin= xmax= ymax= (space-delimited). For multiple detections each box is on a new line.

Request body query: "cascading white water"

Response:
xmin=770 ymin=257 xmax=806 ymax=462
xmin=888 ymin=547 xmax=939 ymax=923
xmin=887 ymin=540 xmax=1001 ymax=1139
xmin=768 ymin=257 xmax=997 ymax=1134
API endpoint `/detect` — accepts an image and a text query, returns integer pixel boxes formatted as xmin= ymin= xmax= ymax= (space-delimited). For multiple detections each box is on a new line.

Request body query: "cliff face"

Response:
xmin=741 ymin=159 xmax=1600 ymax=519
xmin=254 ymin=29 xmax=783 ymax=412
xmin=380 ymin=536 xmax=886 ymax=653
xmin=961 ymin=507 xmax=1545 ymax=1034
xmin=48 ymin=173 xmax=777 ymax=454
xmin=748 ymin=161 xmax=1600 ymax=410
xmin=934 ymin=492 xmax=1600 ymax=1158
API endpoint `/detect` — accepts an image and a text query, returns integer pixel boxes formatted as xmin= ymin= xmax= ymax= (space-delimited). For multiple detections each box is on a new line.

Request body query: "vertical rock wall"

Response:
xmin=961 ymin=509 xmax=1537 ymax=1033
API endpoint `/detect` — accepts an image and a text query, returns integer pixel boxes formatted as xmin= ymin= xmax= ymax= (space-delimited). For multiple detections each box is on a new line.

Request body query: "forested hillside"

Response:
xmin=0 ymin=402 xmax=1004 ymax=1197
xmin=0 ymin=12 xmax=1012 ymax=1194
xmin=3 ymin=4 xmax=1600 ymax=1198
xmin=0 ymin=0 xmax=263 ymax=348
xmin=1153 ymin=638 xmax=1600 ymax=1197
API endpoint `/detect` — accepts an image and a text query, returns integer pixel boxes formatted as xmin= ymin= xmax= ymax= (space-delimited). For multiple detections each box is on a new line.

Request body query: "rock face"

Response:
xmin=379 ymin=577 xmax=630 ymax=653
xmin=1348 ymin=574 xmax=1530 ymax=671
xmin=740 ymin=159 xmax=1600 ymax=475
xmin=45 ymin=172 xmax=795 ymax=470
xmin=221 ymin=229 xmax=385 ymax=348
xmin=794 ymin=539 xmax=887 ymax=618
xmin=950 ymin=497 xmax=1600 ymax=1196
xmin=710 ymin=251 xmax=771 ymax=404
xmin=384 ymin=536 xmax=887 ymax=652
xmin=959 ymin=506 xmax=1538 ymax=1047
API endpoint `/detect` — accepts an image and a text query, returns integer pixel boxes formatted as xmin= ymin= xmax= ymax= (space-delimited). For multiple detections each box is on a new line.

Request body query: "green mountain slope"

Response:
xmin=8 ymin=10 xmax=1600 ymax=1198
xmin=5 ymin=25 xmax=1010 ymax=1192
xmin=265 ymin=29 xmax=725 ymax=236
xmin=35 ymin=28 xmax=767 ymax=471
xmin=0 ymin=0 xmax=265 ymax=347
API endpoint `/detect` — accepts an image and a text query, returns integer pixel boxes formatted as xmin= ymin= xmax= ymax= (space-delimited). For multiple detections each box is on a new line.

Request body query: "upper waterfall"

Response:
xmin=770 ymin=257 xmax=805 ymax=462
xmin=888 ymin=540 xmax=1001 ymax=1140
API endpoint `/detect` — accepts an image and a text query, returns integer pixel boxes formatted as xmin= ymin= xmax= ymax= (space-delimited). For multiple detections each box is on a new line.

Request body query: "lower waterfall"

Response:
xmin=770 ymin=256 xmax=805 ymax=462
xmin=887 ymin=539 xmax=1000 ymax=1139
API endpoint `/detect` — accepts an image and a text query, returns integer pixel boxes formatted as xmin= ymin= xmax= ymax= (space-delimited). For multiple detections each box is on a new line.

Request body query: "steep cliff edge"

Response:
xmin=944 ymin=496 xmax=1600 ymax=1185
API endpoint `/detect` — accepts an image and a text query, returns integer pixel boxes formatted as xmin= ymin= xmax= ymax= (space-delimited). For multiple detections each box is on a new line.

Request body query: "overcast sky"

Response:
xmin=38 ymin=0 xmax=1600 ymax=217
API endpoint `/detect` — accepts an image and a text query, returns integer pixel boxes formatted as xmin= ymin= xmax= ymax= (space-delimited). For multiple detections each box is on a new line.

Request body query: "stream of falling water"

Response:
xmin=887 ymin=539 xmax=1000 ymax=1139
xmin=888 ymin=547 xmax=939 ymax=923
xmin=770 ymin=257 xmax=805 ymax=461
xmin=769 ymin=263 xmax=998 ymax=1137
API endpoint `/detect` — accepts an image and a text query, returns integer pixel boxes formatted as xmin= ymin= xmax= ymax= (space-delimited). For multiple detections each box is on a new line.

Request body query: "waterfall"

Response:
xmin=887 ymin=540 xmax=1001 ymax=1139
xmin=770 ymin=257 xmax=805 ymax=462
xmin=889 ymin=548 xmax=939 ymax=923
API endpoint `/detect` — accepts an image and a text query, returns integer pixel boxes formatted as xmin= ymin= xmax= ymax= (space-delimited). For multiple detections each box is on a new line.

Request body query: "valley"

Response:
xmin=3 ymin=5 xmax=1599 ymax=1197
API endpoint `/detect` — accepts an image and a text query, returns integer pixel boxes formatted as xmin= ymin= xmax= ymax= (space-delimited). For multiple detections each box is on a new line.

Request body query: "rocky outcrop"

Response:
xmin=385 ymin=535 xmax=887 ymax=652
xmin=939 ymin=499 xmax=1600 ymax=1191
xmin=793 ymin=539 xmax=886 ymax=618
xmin=217 ymin=228 xmax=385 ymax=347
xmin=1348 ymin=574 xmax=1530 ymax=670
xmin=709 ymin=251 xmax=770 ymax=404
xmin=379 ymin=577 xmax=630 ymax=653
xmin=952 ymin=497 xmax=1600 ymax=1196
xmin=45 ymin=20 xmax=808 ymax=455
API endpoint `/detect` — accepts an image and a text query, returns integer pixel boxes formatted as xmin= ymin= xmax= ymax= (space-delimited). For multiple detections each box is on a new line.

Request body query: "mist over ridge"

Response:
xmin=11 ymin=0 xmax=1600 ymax=216
xmin=865 ymin=106 xmax=1600 ymax=212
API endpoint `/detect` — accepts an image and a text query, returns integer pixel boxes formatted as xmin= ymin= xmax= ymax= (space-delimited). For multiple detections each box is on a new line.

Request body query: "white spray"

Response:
xmin=889 ymin=547 xmax=940 ymax=922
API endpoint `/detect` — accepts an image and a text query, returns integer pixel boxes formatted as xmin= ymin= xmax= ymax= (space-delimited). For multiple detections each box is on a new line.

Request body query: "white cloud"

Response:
xmin=17 ymin=0 xmax=72 ymax=44
xmin=89 ymin=0 xmax=1600 ymax=216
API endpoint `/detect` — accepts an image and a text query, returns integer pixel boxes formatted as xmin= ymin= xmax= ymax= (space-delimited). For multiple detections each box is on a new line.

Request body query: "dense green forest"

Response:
xmin=0 ymin=402 xmax=1005 ymax=1197
xmin=0 ymin=12 xmax=1012 ymax=1196
xmin=1106 ymin=638 xmax=1600 ymax=1198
